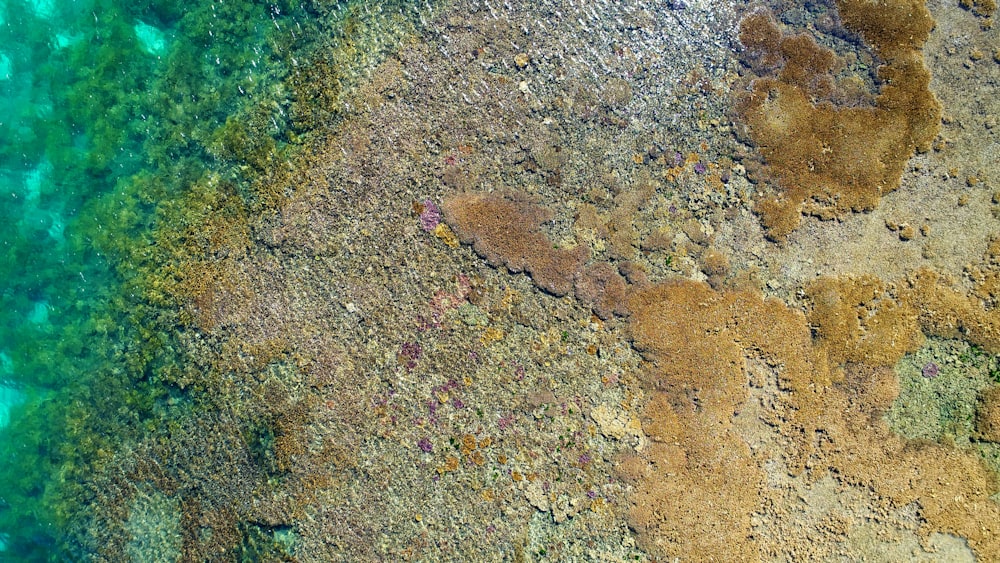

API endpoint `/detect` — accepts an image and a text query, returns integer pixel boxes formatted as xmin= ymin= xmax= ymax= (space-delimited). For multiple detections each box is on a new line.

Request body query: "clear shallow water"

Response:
xmin=1 ymin=0 xmax=104 ymax=391
xmin=0 ymin=0 xmax=325 ymax=557
xmin=0 ymin=0 xmax=172 ymax=556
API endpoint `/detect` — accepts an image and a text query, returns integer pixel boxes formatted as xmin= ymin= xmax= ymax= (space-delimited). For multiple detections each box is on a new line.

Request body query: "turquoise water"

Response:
xmin=0 ymin=0 xmax=324 ymax=557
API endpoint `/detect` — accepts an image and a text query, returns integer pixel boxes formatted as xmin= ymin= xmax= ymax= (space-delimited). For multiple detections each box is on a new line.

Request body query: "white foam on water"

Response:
xmin=0 ymin=351 xmax=12 ymax=376
xmin=33 ymin=99 xmax=53 ymax=119
xmin=0 ymin=355 xmax=25 ymax=552
xmin=46 ymin=212 xmax=65 ymax=243
xmin=22 ymin=159 xmax=52 ymax=204
xmin=0 ymin=380 xmax=26 ymax=555
xmin=18 ymin=160 xmax=67 ymax=243
xmin=134 ymin=21 xmax=167 ymax=56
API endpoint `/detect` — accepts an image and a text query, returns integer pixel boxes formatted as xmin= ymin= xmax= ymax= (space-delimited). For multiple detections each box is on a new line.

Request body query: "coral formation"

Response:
xmin=736 ymin=1 xmax=941 ymax=239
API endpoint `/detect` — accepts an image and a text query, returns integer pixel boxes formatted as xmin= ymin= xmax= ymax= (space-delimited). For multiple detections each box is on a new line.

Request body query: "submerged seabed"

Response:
xmin=1 ymin=0 xmax=999 ymax=560
xmin=0 ymin=0 xmax=421 ymax=558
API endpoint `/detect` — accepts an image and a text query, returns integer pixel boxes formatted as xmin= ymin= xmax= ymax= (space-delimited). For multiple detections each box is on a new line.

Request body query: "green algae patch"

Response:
xmin=887 ymin=339 xmax=997 ymax=443
xmin=888 ymin=338 xmax=1000 ymax=476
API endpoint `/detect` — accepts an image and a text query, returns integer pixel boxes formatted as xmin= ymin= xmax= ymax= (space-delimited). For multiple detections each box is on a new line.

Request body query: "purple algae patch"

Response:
xmin=398 ymin=341 xmax=423 ymax=370
xmin=921 ymin=361 xmax=939 ymax=379
xmin=419 ymin=199 xmax=442 ymax=231
xmin=418 ymin=437 xmax=433 ymax=453
xmin=399 ymin=341 xmax=422 ymax=360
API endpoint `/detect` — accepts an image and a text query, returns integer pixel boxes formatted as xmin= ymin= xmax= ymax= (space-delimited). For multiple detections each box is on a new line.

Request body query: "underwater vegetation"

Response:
xmin=0 ymin=0 xmax=377 ymax=558
xmin=1 ymin=0 xmax=996 ymax=559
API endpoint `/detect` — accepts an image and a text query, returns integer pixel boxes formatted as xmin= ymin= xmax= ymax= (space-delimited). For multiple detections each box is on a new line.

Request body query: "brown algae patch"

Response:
xmin=442 ymin=191 xmax=588 ymax=296
xmin=736 ymin=1 xmax=941 ymax=240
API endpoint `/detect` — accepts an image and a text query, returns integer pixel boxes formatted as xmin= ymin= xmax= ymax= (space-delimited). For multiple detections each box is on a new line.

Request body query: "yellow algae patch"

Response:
xmin=799 ymin=264 xmax=1000 ymax=558
xmin=805 ymin=274 xmax=923 ymax=366
xmin=807 ymin=267 xmax=1000 ymax=361
xmin=977 ymin=387 xmax=1000 ymax=442
xmin=479 ymin=326 xmax=505 ymax=346
xmin=736 ymin=1 xmax=940 ymax=240
xmin=433 ymin=222 xmax=460 ymax=248
xmin=960 ymin=0 xmax=997 ymax=17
